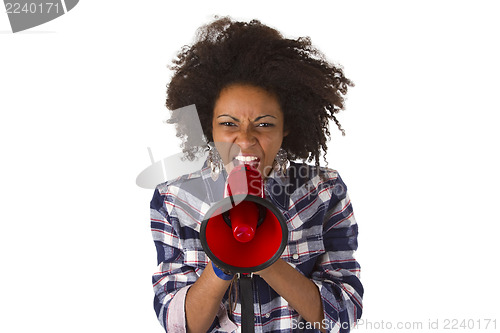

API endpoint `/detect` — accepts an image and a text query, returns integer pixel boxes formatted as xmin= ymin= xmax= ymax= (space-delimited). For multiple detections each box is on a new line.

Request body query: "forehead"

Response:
xmin=213 ymin=84 xmax=282 ymax=118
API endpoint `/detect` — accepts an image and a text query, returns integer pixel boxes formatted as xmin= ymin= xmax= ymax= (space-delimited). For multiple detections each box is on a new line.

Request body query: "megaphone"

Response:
xmin=200 ymin=164 xmax=288 ymax=274
xmin=200 ymin=164 xmax=288 ymax=332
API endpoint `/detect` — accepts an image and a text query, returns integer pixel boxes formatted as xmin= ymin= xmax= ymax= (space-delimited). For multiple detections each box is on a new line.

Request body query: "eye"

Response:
xmin=219 ymin=121 xmax=236 ymax=127
xmin=257 ymin=123 xmax=275 ymax=128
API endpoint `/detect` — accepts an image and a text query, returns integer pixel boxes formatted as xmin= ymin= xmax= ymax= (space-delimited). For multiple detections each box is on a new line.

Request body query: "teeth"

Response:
xmin=235 ymin=156 xmax=258 ymax=162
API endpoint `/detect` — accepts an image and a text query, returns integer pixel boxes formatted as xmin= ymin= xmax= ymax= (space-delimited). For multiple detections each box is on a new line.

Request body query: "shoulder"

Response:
xmin=155 ymin=166 xmax=207 ymax=193
xmin=287 ymin=161 xmax=348 ymax=203
xmin=151 ymin=166 xmax=220 ymax=233
xmin=151 ymin=167 xmax=209 ymax=210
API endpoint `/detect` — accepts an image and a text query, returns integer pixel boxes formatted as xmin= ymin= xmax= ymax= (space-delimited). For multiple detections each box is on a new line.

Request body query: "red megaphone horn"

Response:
xmin=200 ymin=164 xmax=288 ymax=274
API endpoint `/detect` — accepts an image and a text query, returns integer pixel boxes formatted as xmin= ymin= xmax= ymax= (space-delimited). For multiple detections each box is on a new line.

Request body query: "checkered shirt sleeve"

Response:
xmin=311 ymin=176 xmax=363 ymax=332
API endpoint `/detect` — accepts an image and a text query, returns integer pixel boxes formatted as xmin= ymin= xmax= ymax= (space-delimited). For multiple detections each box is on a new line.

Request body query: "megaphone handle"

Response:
xmin=239 ymin=275 xmax=255 ymax=333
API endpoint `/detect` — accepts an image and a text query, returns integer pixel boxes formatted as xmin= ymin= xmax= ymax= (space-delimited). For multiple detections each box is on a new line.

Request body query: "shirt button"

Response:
xmin=292 ymin=254 xmax=299 ymax=260
xmin=265 ymin=313 xmax=270 ymax=318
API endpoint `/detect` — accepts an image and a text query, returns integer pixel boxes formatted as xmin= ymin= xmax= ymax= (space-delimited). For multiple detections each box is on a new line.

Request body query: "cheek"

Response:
xmin=212 ymin=130 xmax=233 ymax=144
xmin=211 ymin=127 xmax=226 ymax=143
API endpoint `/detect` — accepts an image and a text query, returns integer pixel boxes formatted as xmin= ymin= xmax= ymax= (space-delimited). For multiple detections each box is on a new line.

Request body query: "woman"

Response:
xmin=150 ymin=17 xmax=363 ymax=332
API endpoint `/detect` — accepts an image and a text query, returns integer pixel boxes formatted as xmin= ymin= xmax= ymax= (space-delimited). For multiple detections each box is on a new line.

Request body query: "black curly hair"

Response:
xmin=166 ymin=16 xmax=353 ymax=166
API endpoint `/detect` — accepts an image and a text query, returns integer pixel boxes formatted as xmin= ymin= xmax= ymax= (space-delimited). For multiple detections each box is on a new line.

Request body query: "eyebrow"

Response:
xmin=216 ymin=114 xmax=277 ymax=122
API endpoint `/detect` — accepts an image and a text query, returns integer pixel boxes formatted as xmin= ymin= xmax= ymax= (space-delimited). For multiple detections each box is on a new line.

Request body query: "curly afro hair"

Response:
xmin=166 ymin=17 xmax=353 ymax=166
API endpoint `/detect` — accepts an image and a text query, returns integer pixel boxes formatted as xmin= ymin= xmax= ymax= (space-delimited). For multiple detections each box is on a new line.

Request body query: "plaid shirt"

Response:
xmin=150 ymin=161 xmax=363 ymax=332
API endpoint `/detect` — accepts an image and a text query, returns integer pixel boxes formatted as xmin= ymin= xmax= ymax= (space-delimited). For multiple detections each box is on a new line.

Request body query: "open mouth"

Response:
xmin=232 ymin=155 xmax=261 ymax=168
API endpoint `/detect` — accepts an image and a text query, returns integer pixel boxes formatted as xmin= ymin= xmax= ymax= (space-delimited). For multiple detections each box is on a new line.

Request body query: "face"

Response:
xmin=212 ymin=84 xmax=287 ymax=178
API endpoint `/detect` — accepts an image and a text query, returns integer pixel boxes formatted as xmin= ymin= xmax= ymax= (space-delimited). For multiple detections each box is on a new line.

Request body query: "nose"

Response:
xmin=235 ymin=127 xmax=257 ymax=149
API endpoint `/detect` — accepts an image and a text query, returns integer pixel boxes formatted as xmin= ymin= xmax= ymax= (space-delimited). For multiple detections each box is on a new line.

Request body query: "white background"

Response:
xmin=1 ymin=1 xmax=499 ymax=332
